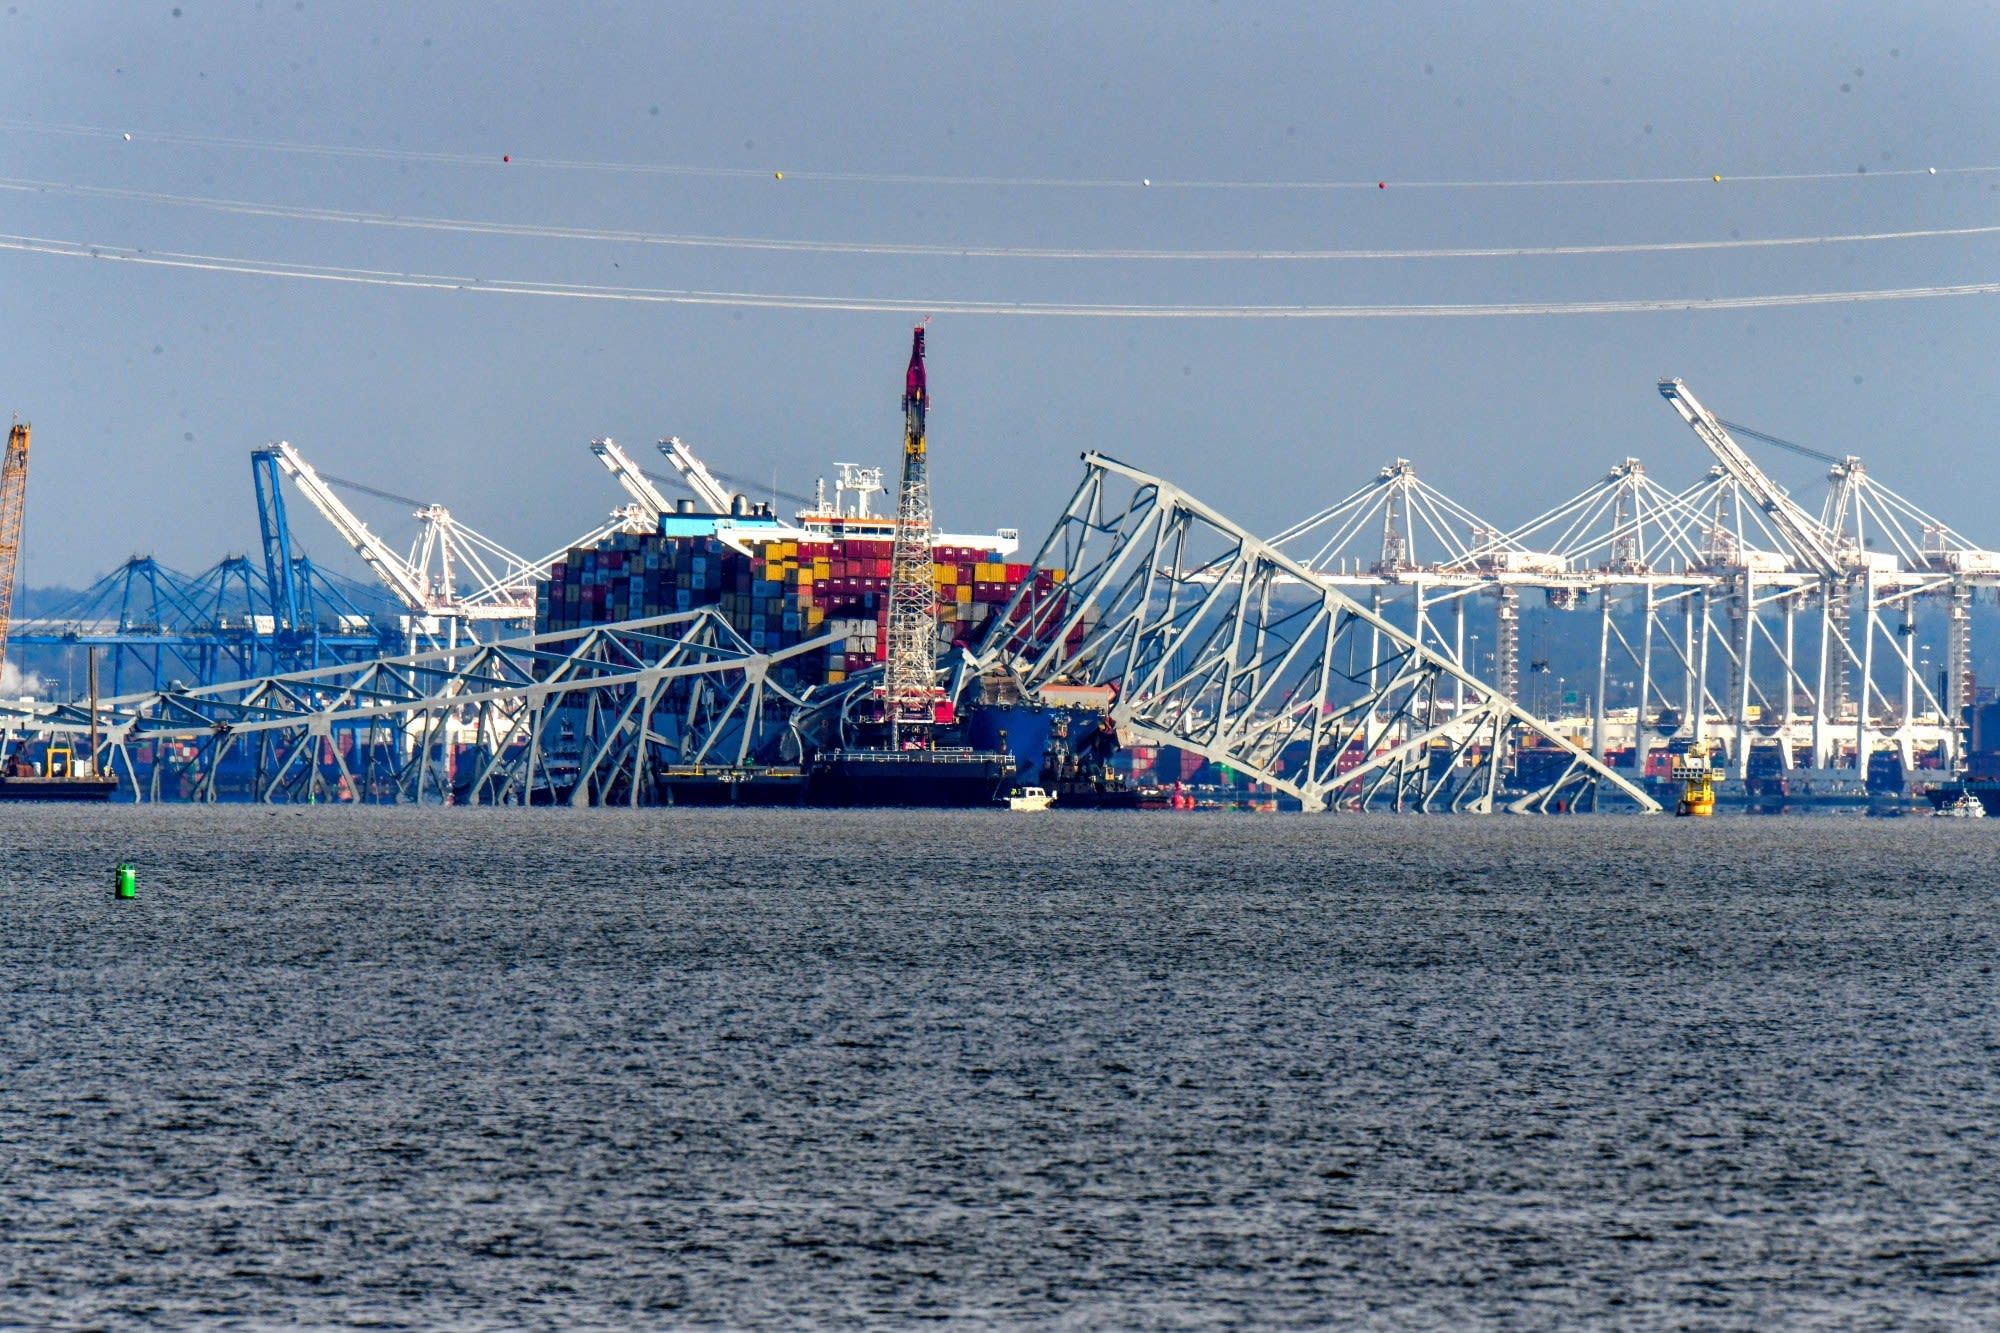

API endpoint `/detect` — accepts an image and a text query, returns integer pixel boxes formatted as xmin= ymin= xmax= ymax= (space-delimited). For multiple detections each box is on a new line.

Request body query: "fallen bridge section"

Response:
xmin=3 ymin=609 xmax=834 ymax=805
xmin=977 ymin=453 xmax=1661 ymax=813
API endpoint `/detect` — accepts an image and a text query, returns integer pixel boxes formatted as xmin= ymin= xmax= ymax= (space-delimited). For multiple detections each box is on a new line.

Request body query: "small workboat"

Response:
xmin=1007 ymin=785 xmax=1054 ymax=812
xmin=1934 ymin=788 xmax=1987 ymax=819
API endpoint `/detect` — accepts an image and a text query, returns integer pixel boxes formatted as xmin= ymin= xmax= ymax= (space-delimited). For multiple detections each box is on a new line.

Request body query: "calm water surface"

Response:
xmin=3 ymin=808 xmax=1999 ymax=1328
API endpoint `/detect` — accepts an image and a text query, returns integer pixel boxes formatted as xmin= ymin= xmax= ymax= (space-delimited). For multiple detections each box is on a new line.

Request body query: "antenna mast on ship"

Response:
xmin=882 ymin=326 xmax=940 ymax=748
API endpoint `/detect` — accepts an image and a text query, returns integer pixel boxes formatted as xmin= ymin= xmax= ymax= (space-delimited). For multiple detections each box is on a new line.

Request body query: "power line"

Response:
xmin=6 ymin=175 xmax=2000 ymax=263
xmin=3 ymin=118 xmax=1994 ymax=191
xmin=7 ymin=231 xmax=2000 ymax=317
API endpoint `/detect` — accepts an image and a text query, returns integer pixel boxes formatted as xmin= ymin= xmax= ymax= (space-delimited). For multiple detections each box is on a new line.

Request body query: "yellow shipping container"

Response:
xmin=813 ymin=558 xmax=831 ymax=578
xmin=827 ymin=669 xmax=846 ymax=684
xmin=955 ymin=584 xmax=972 ymax=603
xmin=935 ymin=566 xmax=957 ymax=584
xmin=977 ymin=562 xmax=1001 ymax=581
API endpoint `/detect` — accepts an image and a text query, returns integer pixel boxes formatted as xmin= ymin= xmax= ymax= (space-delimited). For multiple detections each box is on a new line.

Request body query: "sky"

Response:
xmin=4 ymin=1 xmax=1999 ymax=592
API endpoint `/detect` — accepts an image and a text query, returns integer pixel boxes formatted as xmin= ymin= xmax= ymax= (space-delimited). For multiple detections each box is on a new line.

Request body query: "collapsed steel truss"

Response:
xmin=979 ymin=453 xmax=1660 ymax=813
xmin=6 ymin=610 xmax=832 ymax=805
xmin=4 ymin=458 xmax=1671 ymax=813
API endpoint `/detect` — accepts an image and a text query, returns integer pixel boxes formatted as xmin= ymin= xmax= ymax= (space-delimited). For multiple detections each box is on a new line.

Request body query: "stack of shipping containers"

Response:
xmin=538 ymin=525 xmax=1061 ymax=688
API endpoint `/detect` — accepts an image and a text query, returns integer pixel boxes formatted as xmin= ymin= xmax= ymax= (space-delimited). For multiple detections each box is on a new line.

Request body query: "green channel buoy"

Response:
xmin=112 ymin=862 xmax=137 ymax=900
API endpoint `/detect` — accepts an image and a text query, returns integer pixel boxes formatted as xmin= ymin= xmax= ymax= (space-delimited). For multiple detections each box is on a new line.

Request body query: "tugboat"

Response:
xmin=1672 ymin=746 xmax=1716 ymax=817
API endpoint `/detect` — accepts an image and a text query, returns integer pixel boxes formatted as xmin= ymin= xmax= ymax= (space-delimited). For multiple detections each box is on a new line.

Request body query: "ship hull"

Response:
xmin=1047 ymin=779 xmax=1144 ymax=810
xmin=660 ymin=771 xmax=808 ymax=806
xmin=0 ymin=777 xmax=118 ymax=802
xmin=964 ymin=701 xmax=1137 ymax=809
xmin=806 ymin=750 xmax=1015 ymax=808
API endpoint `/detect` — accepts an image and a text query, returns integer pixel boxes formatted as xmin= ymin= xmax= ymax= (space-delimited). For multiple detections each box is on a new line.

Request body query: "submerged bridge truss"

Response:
xmin=978 ymin=454 xmax=1660 ymax=813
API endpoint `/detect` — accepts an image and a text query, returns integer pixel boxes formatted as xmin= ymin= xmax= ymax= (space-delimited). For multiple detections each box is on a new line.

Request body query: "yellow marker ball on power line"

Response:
xmin=774 ymin=171 xmax=783 ymax=180
xmin=1712 ymin=174 xmax=1721 ymax=182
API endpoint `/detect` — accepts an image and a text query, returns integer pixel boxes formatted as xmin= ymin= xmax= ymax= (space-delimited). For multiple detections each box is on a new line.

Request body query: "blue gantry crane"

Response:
xmin=6 ymin=453 xmax=408 ymax=696
xmin=252 ymin=445 xmax=305 ymax=646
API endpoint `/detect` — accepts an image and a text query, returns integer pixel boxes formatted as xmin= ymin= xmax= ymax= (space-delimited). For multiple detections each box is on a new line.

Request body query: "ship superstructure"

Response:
xmin=794 ymin=462 xmax=1019 ymax=556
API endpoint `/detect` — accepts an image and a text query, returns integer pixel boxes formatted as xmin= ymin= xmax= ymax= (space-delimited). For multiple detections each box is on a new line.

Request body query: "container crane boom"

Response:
xmin=0 ymin=423 xmax=29 ymax=677
xmin=1657 ymin=379 xmax=1847 ymax=576
xmin=265 ymin=440 xmax=434 ymax=613
xmin=659 ymin=436 xmax=737 ymax=513
xmin=590 ymin=437 xmax=674 ymax=519
xmin=250 ymin=447 xmax=304 ymax=631
xmin=454 ymin=507 xmax=651 ymax=613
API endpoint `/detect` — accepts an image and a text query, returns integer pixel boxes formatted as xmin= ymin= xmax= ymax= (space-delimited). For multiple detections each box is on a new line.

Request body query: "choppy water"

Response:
xmin=4 ymin=807 xmax=2000 ymax=1328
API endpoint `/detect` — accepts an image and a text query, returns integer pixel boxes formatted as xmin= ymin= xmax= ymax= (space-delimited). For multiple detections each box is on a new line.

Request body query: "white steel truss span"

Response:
xmin=979 ymin=453 xmax=1660 ymax=813
xmin=6 ymin=610 xmax=835 ymax=805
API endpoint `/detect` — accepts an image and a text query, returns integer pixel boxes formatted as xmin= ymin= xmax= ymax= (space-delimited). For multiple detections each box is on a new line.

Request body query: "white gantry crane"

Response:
xmin=590 ymin=437 xmax=676 ymax=521
xmin=266 ymin=440 xmax=645 ymax=641
xmin=1657 ymin=378 xmax=1847 ymax=577
xmin=1238 ymin=376 xmax=1989 ymax=798
xmin=263 ymin=441 xmax=434 ymax=615
xmin=1655 ymin=379 xmax=1978 ymax=779
xmin=659 ymin=436 xmax=738 ymax=513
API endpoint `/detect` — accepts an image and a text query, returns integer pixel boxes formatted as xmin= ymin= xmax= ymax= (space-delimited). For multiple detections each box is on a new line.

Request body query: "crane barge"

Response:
xmin=804 ymin=328 xmax=1017 ymax=806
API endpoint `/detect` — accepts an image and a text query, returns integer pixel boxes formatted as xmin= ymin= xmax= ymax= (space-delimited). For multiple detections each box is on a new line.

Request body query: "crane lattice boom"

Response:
xmin=882 ymin=327 xmax=942 ymax=742
xmin=0 ymin=424 xmax=29 ymax=679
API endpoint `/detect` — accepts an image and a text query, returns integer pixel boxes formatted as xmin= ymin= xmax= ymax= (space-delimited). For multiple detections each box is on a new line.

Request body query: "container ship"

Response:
xmin=538 ymin=328 xmax=1083 ymax=807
